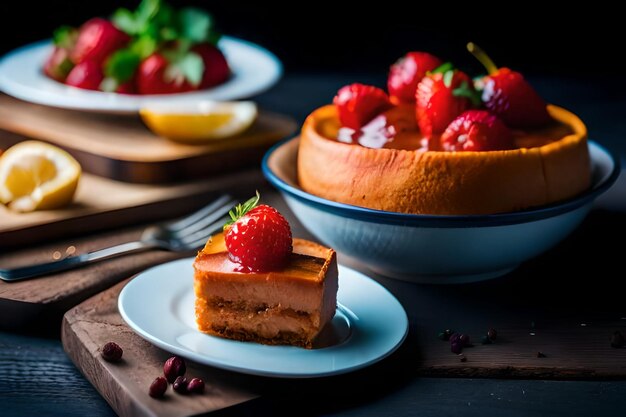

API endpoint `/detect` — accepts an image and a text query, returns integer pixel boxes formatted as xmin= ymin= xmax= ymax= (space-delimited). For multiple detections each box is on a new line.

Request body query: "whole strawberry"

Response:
xmin=416 ymin=66 xmax=479 ymax=138
xmin=71 ymin=18 xmax=130 ymax=66
xmin=440 ymin=110 xmax=513 ymax=152
xmin=388 ymin=52 xmax=442 ymax=103
xmin=192 ymin=43 xmax=230 ymax=89
xmin=224 ymin=193 xmax=292 ymax=272
xmin=65 ymin=61 xmax=104 ymax=91
xmin=333 ymin=83 xmax=392 ymax=130
xmin=468 ymin=43 xmax=551 ymax=128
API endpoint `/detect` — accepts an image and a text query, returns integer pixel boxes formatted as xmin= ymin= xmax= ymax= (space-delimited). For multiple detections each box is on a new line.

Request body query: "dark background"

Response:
xmin=0 ymin=1 xmax=622 ymax=77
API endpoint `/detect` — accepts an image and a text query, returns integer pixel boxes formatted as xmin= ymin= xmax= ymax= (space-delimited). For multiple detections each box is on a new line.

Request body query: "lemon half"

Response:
xmin=0 ymin=141 xmax=81 ymax=212
xmin=140 ymin=101 xmax=258 ymax=143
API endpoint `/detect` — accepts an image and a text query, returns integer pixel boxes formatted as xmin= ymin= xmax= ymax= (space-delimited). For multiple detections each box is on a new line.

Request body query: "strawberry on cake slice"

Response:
xmin=193 ymin=193 xmax=338 ymax=349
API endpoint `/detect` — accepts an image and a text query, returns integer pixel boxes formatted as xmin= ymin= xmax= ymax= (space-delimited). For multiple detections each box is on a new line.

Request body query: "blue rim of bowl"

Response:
xmin=262 ymin=136 xmax=621 ymax=228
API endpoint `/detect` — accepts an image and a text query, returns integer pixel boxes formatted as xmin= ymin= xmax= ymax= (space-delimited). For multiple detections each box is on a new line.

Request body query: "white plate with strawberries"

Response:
xmin=0 ymin=37 xmax=281 ymax=114
xmin=0 ymin=0 xmax=281 ymax=114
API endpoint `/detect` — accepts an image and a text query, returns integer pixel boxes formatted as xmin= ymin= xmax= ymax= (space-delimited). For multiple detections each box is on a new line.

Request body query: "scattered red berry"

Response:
xmin=451 ymin=341 xmax=463 ymax=354
xmin=187 ymin=378 xmax=205 ymax=394
xmin=192 ymin=43 xmax=230 ymax=89
xmin=101 ymin=342 xmax=123 ymax=362
xmin=65 ymin=61 xmax=104 ymax=90
xmin=333 ymin=83 xmax=393 ymax=130
xmin=440 ymin=110 xmax=513 ymax=152
xmin=468 ymin=43 xmax=551 ymax=128
xmin=149 ymin=376 xmax=168 ymax=398
xmin=459 ymin=334 xmax=471 ymax=346
xmin=416 ymin=69 xmax=476 ymax=138
xmin=173 ymin=376 xmax=189 ymax=394
xmin=388 ymin=52 xmax=442 ymax=103
xmin=71 ymin=18 xmax=130 ymax=65
xmin=224 ymin=193 xmax=292 ymax=272
xmin=163 ymin=356 xmax=186 ymax=383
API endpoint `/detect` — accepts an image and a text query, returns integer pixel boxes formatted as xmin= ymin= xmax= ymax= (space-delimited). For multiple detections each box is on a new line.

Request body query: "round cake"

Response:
xmin=297 ymin=48 xmax=591 ymax=215
xmin=298 ymin=104 xmax=590 ymax=215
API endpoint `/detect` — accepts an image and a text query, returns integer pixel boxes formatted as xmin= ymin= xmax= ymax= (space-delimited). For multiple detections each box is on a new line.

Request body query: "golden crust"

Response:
xmin=297 ymin=105 xmax=591 ymax=215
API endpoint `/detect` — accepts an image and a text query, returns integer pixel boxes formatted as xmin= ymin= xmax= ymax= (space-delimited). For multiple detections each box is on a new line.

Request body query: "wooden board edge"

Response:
xmin=61 ymin=280 xmax=260 ymax=417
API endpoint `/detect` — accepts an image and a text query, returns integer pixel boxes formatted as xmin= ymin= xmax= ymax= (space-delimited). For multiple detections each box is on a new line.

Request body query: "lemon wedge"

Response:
xmin=140 ymin=101 xmax=258 ymax=143
xmin=0 ymin=141 xmax=81 ymax=212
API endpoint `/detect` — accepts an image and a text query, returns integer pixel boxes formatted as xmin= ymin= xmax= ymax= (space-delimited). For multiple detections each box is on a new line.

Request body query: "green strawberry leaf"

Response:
xmin=52 ymin=26 xmax=77 ymax=49
xmin=452 ymin=80 xmax=482 ymax=107
xmin=225 ymin=192 xmax=261 ymax=229
xmin=443 ymin=70 xmax=455 ymax=88
xmin=104 ymin=49 xmax=141 ymax=83
xmin=430 ymin=62 xmax=453 ymax=75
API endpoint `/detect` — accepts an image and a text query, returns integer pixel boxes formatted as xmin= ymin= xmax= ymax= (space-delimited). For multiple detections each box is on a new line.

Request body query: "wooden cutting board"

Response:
xmin=0 ymin=169 xmax=264 ymax=249
xmin=62 ymin=279 xmax=259 ymax=417
xmin=0 ymin=94 xmax=297 ymax=183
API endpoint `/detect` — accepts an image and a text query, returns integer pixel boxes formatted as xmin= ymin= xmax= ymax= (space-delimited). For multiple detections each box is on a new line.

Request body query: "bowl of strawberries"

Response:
xmin=0 ymin=0 xmax=281 ymax=113
xmin=263 ymin=44 xmax=619 ymax=283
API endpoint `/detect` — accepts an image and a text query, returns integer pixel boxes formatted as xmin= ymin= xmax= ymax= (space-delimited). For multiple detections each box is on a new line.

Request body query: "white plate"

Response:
xmin=0 ymin=36 xmax=282 ymax=114
xmin=118 ymin=259 xmax=408 ymax=378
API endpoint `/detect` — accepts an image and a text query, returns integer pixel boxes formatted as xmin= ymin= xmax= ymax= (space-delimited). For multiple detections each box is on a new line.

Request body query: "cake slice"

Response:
xmin=194 ymin=234 xmax=338 ymax=349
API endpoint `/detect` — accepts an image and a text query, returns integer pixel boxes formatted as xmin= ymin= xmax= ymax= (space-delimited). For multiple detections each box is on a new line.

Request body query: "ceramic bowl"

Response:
xmin=262 ymin=137 xmax=619 ymax=284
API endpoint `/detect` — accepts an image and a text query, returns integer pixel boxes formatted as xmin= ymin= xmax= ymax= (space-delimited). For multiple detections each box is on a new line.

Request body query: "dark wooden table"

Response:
xmin=2 ymin=74 xmax=626 ymax=416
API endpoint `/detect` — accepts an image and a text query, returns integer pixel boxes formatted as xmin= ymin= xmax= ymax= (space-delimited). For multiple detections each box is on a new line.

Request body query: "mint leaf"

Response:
xmin=152 ymin=1 xmax=174 ymax=29
xmin=113 ymin=0 xmax=171 ymax=39
xmin=178 ymin=7 xmax=213 ymax=43
xmin=104 ymin=49 xmax=141 ymax=83
xmin=52 ymin=26 xmax=77 ymax=49
xmin=112 ymin=8 xmax=143 ymax=35
xmin=160 ymin=26 xmax=179 ymax=41
xmin=170 ymin=51 xmax=204 ymax=87
xmin=130 ymin=35 xmax=157 ymax=59
xmin=136 ymin=0 xmax=161 ymax=23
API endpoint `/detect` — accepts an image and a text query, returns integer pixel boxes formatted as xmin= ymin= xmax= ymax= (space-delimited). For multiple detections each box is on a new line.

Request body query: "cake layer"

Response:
xmin=297 ymin=104 xmax=591 ymax=215
xmin=193 ymin=237 xmax=338 ymax=348
xmin=195 ymin=297 xmax=319 ymax=348
xmin=194 ymin=252 xmax=329 ymax=312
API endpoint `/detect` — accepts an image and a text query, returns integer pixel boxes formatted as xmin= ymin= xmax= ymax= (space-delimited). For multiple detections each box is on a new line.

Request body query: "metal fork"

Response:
xmin=0 ymin=194 xmax=236 ymax=282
